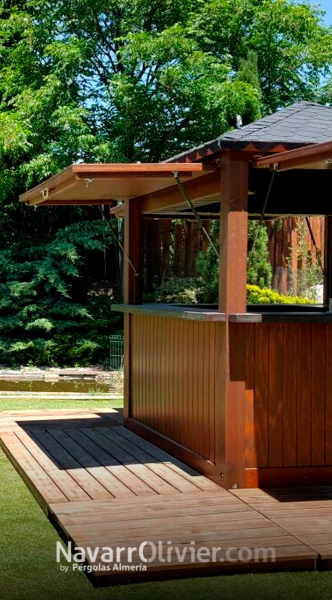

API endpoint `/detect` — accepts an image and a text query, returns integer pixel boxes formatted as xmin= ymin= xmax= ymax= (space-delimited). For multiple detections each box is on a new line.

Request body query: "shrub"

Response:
xmin=157 ymin=277 xmax=201 ymax=304
xmin=247 ymin=285 xmax=316 ymax=305
xmin=157 ymin=279 xmax=316 ymax=307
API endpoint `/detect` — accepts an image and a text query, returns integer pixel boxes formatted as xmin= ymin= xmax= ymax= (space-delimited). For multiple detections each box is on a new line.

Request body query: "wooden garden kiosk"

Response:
xmin=20 ymin=101 xmax=332 ymax=490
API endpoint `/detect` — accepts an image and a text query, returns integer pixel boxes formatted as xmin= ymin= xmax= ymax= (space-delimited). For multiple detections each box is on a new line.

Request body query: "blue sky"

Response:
xmin=310 ymin=1 xmax=332 ymax=24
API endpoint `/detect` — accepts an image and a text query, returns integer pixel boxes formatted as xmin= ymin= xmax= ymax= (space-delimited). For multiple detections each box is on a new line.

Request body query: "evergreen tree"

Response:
xmin=247 ymin=222 xmax=272 ymax=288
xmin=236 ymin=50 xmax=262 ymax=123
xmin=196 ymin=221 xmax=272 ymax=303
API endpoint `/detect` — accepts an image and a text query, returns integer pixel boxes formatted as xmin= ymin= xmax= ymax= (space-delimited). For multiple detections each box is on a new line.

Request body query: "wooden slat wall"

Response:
xmin=243 ymin=322 xmax=332 ymax=470
xmin=130 ymin=315 xmax=222 ymax=463
xmin=267 ymin=217 xmax=325 ymax=295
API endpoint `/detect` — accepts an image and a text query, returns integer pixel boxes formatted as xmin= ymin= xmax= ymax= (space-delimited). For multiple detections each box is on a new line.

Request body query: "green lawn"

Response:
xmin=0 ymin=397 xmax=122 ymax=411
xmin=2 ymin=398 xmax=332 ymax=600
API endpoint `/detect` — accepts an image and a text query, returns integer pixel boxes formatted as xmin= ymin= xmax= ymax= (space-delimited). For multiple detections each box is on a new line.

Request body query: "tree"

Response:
xmin=0 ymin=220 xmax=123 ymax=366
xmin=0 ymin=0 xmax=331 ymax=364
xmin=247 ymin=222 xmax=272 ymax=288
xmin=190 ymin=0 xmax=332 ymax=113
xmin=236 ymin=50 xmax=262 ymax=123
xmin=195 ymin=221 xmax=272 ymax=304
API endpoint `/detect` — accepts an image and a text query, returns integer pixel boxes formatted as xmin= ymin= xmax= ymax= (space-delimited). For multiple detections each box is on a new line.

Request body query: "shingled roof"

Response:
xmin=167 ymin=101 xmax=332 ymax=162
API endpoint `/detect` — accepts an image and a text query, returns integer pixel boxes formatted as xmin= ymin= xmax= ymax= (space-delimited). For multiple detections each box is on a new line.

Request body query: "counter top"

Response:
xmin=229 ymin=312 xmax=332 ymax=323
xmin=112 ymin=304 xmax=332 ymax=323
xmin=111 ymin=304 xmax=226 ymax=322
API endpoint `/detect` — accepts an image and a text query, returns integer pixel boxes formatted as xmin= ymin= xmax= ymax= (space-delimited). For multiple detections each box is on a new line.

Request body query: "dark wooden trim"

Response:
xmin=245 ymin=466 xmax=332 ymax=488
xmin=253 ymin=140 xmax=332 ymax=171
xmin=229 ymin=312 xmax=332 ymax=323
xmin=112 ymin=304 xmax=226 ymax=322
xmin=166 ymin=142 xmax=306 ymax=166
xmin=127 ymin=418 xmax=223 ymax=485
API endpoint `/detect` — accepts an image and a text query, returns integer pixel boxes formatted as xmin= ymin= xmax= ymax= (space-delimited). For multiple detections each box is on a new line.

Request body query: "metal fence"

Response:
xmin=109 ymin=334 xmax=124 ymax=371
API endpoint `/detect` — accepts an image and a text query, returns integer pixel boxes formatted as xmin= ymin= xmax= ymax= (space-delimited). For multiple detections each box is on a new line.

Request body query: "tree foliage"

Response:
xmin=0 ymin=0 xmax=331 ymax=364
xmin=247 ymin=222 xmax=272 ymax=289
xmin=195 ymin=221 xmax=272 ymax=303
xmin=0 ymin=220 xmax=122 ymax=366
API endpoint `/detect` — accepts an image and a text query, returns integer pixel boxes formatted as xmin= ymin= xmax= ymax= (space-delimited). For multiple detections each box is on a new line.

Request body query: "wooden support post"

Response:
xmin=324 ymin=216 xmax=332 ymax=306
xmin=123 ymin=200 xmax=142 ymax=305
xmin=218 ymin=159 xmax=249 ymax=489
xmin=123 ymin=199 xmax=142 ymax=422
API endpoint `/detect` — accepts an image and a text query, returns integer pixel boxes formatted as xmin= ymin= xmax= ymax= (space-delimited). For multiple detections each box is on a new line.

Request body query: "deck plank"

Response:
xmin=0 ymin=408 xmax=322 ymax=584
xmin=112 ymin=425 xmax=221 ymax=491
xmin=15 ymin=429 xmax=90 ymax=502
xmin=65 ymin=427 xmax=181 ymax=496
xmin=82 ymin=426 xmax=200 ymax=493
xmin=31 ymin=429 xmax=118 ymax=500
xmin=46 ymin=428 xmax=133 ymax=499
xmin=0 ymin=432 xmax=68 ymax=508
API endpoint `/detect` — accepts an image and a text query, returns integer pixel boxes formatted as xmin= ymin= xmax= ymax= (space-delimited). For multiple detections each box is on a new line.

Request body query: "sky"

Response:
xmin=311 ymin=1 xmax=332 ymax=24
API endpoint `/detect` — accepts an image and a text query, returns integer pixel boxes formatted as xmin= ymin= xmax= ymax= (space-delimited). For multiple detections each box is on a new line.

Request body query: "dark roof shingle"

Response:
xmin=167 ymin=101 xmax=332 ymax=162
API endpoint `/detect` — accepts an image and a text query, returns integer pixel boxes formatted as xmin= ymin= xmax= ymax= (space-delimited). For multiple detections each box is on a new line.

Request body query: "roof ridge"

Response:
xmin=217 ymin=102 xmax=331 ymax=144
xmin=165 ymin=101 xmax=332 ymax=163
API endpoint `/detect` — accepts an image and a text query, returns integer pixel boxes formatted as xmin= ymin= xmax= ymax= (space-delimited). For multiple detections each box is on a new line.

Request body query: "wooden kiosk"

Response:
xmin=20 ymin=101 xmax=332 ymax=489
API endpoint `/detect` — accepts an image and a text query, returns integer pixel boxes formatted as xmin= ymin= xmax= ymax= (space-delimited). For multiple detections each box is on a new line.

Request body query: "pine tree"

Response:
xmin=236 ymin=50 xmax=262 ymax=123
xmin=247 ymin=222 xmax=272 ymax=288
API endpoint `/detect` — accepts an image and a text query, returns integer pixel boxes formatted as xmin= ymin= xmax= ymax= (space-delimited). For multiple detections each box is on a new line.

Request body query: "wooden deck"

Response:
xmin=0 ymin=408 xmax=327 ymax=585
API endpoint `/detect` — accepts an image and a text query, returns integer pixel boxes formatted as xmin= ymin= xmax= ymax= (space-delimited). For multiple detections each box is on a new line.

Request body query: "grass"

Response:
xmin=2 ymin=397 xmax=332 ymax=599
xmin=0 ymin=397 xmax=122 ymax=411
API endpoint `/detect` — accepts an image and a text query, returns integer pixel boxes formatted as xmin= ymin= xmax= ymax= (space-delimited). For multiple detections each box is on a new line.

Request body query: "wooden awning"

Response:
xmin=19 ymin=162 xmax=214 ymax=207
xmin=254 ymin=141 xmax=332 ymax=171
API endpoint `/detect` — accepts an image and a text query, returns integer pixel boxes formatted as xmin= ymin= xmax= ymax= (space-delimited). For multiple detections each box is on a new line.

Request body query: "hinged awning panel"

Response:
xmin=19 ymin=162 xmax=215 ymax=207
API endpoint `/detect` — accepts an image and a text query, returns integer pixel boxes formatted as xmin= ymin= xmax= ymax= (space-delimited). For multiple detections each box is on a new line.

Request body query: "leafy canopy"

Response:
xmin=0 ymin=0 xmax=331 ymax=364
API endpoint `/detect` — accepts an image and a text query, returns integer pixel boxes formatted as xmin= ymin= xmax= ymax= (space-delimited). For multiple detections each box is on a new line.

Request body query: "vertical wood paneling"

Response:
xmin=325 ymin=325 xmax=332 ymax=464
xmin=254 ymin=324 xmax=269 ymax=468
xmin=130 ymin=315 xmax=220 ymax=462
xmin=202 ymin=323 xmax=210 ymax=460
xmin=192 ymin=321 xmax=202 ymax=453
xmin=245 ymin=322 xmax=332 ymax=471
xmin=209 ymin=324 xmax=216 ymax=464
xmin=268 ymin=323 xmax=284 ymax=467
xmin=245 ymin=324 xmax=256 ymax=468
xmin=132 ymin=315 xmax=139 ymax=421
xmin=164 ymin=318 xmax=172 ymax=441
xmin=311 ymin=324 xmax=326 ymax=466
xmin=186 ymin=320 xmax=194 ymax=455
xmin=155 ymin=315 xmax=161 ymax=432
xmin=214 ymin=323 xmax=224 ymax=472
xmin=131 ymin=317 xmax=332 ymax=476
xmin=297 ymin=324 xmax=312 ymax=466
xmin=172 ymin=317 xmax=178 ymax=441
xmin=282 ymin=323 xmax=298 ymax=467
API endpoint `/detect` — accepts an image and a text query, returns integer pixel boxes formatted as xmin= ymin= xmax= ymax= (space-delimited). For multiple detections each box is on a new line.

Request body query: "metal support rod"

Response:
xmin=97 ymin=205 xmax=139 ymax=276
xmin=173 ymin=174 xmax=220 ymax=259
